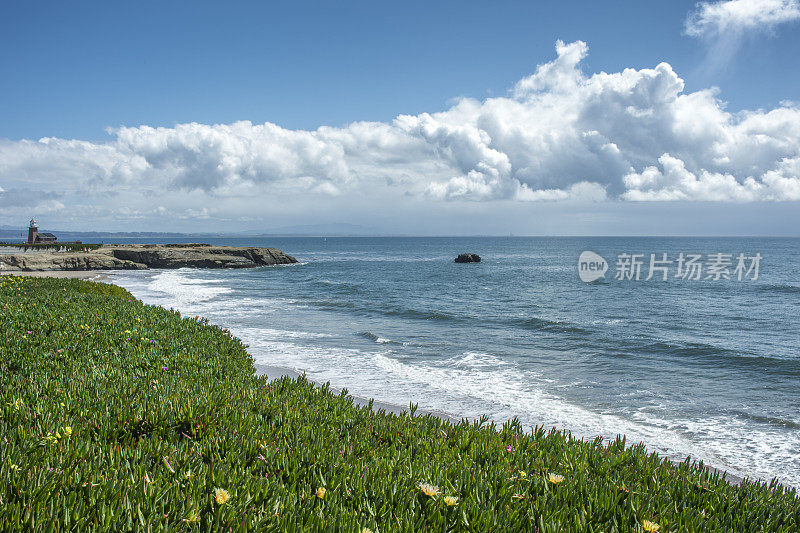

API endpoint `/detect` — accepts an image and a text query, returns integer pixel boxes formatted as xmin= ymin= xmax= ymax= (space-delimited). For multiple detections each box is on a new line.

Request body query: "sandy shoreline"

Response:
xmin=254 ymin=363 xmax=463 ymax=423
xmin=0 ymin=270 xmax=108 ymax=280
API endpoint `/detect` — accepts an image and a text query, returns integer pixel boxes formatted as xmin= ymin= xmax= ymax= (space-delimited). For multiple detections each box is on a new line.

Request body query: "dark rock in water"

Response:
xmin=454 ymin=253 xmax=481 ymax=263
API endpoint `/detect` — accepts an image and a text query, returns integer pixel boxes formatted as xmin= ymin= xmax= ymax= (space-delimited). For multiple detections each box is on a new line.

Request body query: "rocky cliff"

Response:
xmin=0 ymin=244 xmax=297 ymax=271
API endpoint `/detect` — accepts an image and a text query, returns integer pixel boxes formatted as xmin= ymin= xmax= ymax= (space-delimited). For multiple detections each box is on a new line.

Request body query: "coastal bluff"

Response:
xmin=0 ymin=243 xmax=297 ymax=271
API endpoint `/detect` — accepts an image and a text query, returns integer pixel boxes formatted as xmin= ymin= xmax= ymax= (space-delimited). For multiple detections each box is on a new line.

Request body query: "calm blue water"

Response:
xmin=108 ymin=237 xmax=800 ymax=487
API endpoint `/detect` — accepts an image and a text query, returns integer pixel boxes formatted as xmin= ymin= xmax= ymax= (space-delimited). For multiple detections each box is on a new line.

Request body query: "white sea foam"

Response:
xmin=144 ymin=270 xmax=232 ymax=309
xmin=259 ymin=328 xmax=332 ymax=339
xmin=451 ymin=351 xmax=510 ymax=369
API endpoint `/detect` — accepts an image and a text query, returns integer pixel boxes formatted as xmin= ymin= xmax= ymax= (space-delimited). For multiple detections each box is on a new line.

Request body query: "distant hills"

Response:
xmin=0 ymin=223 xmax=382 ymax=240
xmin=0 ymin=227 xmax=196 ymax=240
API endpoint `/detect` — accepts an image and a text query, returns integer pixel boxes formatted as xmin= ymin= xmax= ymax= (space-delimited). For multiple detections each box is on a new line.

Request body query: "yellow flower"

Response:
xmin=316 ymin=487 xmax=326 ymax=499
xmin=214 ymin=488 xmax=230 ymax=505
xmin=642 ymin=520 xmax=660 ymax=532
xmin=443 ymin=496 xmax=458 ymax=506
xmin=518 ymin=470 xmax=527 ymax=477
xmin=547 ymin=473 xmax=565 ymax=484
xmin=59 ymin=402 xmax=65 ymax=408
xmin=184 ymin=470 xmax=193 ymax=479
xmin=10 ymin=463 xmax=21 ymax=473
xmin=11 ymin=398 xmax=23 ymax=410
xmin=361 ymin=529 xmax=373 ymax=533
xmin=63 ymin=426 xmax=72 ymax=438
xmin=419 ymin=483 xmax=441 ymax=497
xmin=182 ymin=508 xmax=200 ymax=523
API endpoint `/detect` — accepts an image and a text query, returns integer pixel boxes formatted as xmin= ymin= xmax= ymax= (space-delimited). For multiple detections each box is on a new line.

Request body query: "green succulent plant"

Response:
xmin=1 ymin=275 xmax=797 ymax=531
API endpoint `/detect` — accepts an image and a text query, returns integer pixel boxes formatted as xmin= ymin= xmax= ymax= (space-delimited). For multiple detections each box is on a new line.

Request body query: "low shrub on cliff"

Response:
xmin=1 ymin=275 xmax=798 ymax=531
xmin=0 ymin=242 xmax=103 ymax=252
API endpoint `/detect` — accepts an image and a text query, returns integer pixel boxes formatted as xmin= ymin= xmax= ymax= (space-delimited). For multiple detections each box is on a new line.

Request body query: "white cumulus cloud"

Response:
xmin=1 ymin=40 xmax=800 ymax=228
xmin=621 ymin=153 xmax=800 ymax=201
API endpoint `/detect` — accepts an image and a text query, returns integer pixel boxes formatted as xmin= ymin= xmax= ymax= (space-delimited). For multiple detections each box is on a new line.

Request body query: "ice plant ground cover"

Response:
xmin=0 ymin=276 xmax=798 ymax=531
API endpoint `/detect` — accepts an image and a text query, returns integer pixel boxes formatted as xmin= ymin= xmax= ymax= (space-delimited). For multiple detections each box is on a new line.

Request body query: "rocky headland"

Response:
xmin=0 ymin=244 xmax=297 ymax=271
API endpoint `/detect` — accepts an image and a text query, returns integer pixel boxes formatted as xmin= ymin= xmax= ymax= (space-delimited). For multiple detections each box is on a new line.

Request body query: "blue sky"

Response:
xmin=1 ymin=0 xmax=800 ymax=234
xmin=2 ymin=0 xmax=796 ymax=140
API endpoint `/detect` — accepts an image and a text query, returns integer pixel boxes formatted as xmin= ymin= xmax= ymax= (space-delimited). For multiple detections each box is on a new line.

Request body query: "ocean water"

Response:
xmin=107 ymin=237 xmax=800 ymax=488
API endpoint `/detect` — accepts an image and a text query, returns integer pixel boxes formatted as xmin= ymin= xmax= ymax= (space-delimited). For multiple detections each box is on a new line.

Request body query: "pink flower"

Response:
xmin=161 ymin=366 xmax=168 ymax=372
xmin=507 ymin=445 xmax=515 ymax=452
xmin=27 ymin=331 xmax=32 ymax=334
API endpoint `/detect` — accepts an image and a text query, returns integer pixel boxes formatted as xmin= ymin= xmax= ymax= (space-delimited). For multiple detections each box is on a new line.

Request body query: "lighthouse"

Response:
xmin=24 ymin=218 xmax=58 ymax=244
xmin=27 ymin=218 xmax=38 ymax=244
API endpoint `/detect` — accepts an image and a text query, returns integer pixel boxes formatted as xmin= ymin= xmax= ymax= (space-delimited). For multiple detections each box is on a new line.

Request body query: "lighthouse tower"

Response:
xmin=27 ymin=218 xmax=38 ymax=244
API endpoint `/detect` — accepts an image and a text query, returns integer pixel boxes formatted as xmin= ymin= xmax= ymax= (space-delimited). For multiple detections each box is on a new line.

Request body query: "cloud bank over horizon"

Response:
xmin=2 ymin=39 xmax=800 ymax=229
